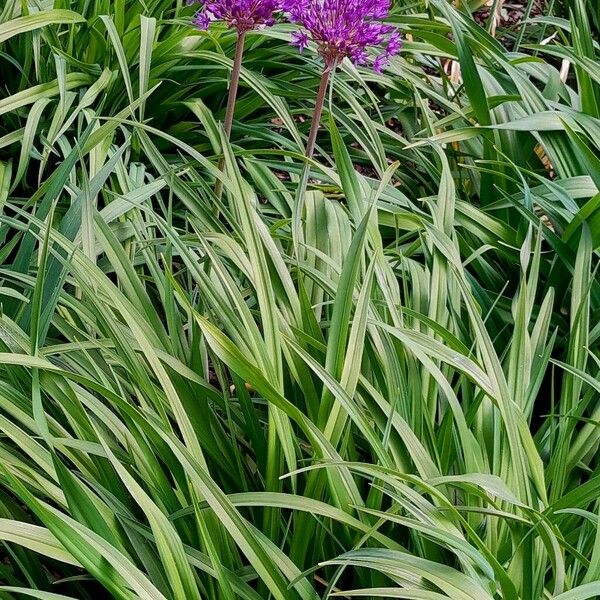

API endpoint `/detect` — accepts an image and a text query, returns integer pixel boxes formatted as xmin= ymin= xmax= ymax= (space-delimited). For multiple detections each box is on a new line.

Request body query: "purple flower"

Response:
xmin=285 ymin=0 xmax=401 ymax=70
xmin=189 ymin=0 xmax=286 ymax=33
xmin=291 ymin=30 xmax=309 ymax=53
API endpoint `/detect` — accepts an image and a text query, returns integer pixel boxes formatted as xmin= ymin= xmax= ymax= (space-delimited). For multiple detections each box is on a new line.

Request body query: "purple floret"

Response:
xmin=284 ymin=0 xmax=402 ymax=70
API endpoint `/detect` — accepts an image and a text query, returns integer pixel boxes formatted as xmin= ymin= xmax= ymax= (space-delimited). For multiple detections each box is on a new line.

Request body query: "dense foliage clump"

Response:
xmin=0 ymin=0 xmax=598 ymax=598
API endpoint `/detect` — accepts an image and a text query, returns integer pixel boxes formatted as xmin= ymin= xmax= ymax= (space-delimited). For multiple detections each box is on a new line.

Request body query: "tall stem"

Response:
xmin=223 ymin=30 xmax=246 ymax=141
xmin=292 ymin=65 xmax=333 ymax=258
xmin=215 ymin=30 xmax=246 ymax=198
xmin=304 ymin=66 xmax=332 ymax=159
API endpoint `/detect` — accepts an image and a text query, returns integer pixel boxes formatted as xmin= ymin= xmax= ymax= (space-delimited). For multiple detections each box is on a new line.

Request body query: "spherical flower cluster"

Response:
xmin=284 ymin=0 xmax=401 ymax=72
xmin=188 ymin=0 xmax=285 ymax=33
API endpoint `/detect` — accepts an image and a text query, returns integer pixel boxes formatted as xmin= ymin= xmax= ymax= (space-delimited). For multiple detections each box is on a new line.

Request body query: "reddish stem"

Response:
xmin=223 ymin=30 xmax=246 ymax=140
xmin=216 ymin=30 xmax=246 ymax=197
xmin=305 ymin=66 xmax=332 ymax=159
xmin=292 ymin=65 xmax=333 ymax=254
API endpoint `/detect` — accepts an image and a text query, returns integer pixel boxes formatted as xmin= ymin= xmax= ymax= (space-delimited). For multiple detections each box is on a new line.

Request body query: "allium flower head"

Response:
xmin=188 ymin=0 xmax=285 ymax=33
xmin=285 ymin=0 xmax=401 ymax=71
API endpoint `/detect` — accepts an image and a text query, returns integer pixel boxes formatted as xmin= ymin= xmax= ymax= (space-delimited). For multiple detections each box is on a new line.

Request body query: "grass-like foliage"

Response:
xmin=0 ymin=0 xmax=599 ymax=598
